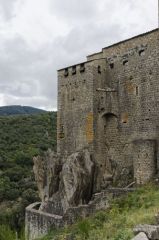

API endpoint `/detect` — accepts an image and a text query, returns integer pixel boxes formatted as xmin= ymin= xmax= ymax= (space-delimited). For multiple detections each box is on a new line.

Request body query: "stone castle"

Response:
xmin=25 ymin=28 xmax=159 ymax=240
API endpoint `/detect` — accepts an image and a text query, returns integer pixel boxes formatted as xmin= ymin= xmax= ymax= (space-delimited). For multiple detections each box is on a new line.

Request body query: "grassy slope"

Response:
xmin=39 ymin=184 xmax=159 ymax=240
xmin=0 ymin=112 xmax=57 ymax=230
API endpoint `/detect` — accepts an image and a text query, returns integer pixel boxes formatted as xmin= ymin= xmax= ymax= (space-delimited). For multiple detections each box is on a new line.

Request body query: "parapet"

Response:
xmin=87 ymin=28 xmax=158 ymax=61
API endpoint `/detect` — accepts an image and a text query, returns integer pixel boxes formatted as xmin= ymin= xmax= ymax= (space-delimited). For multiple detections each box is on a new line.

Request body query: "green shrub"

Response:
xmin=0 ymin=112 xmax=57 ymax=231
xmin=15 ymin=151 xmax=33 ymax=166
xmin=113 ymin=229 xmax=133 ymax=240
xmin=0 ymin=225 xmax=25 ymax=240
xmin=0 ymin=225 xmax=16 ymax=240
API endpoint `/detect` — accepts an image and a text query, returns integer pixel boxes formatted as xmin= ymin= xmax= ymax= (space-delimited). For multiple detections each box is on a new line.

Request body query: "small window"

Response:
xmin=61 ymin=125 xmax=64 ymax=132
xmin=122 ymin=119 xmax=127 ymax=123
xmin=109 ymin=63 xmax=114 ymax=69
xmin=121 ymin=112 xmax=128 ymax=124
xmin=123 ymin=59 xmax=128 ymax=66
xmin=64 ymin=68 xmax=69 ymax=77
xmin=139 ymin=49 xmax=145 ymax=56
xmin=98 ymin=65 xmax=101 ymax=74
xmin=136 ymin=86 xmax=139 ymax=96
xmin=59 ymin=125 xmax=65 ymax=139
xmin=80 ymin=63 xmax=85 ymax=73
xmin=72 ymin=66 xmax=76 ymax=75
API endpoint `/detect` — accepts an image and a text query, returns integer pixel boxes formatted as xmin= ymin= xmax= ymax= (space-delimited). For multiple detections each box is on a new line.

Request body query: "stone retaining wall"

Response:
xmin=25 ymin=188 xmax=134 ymax=240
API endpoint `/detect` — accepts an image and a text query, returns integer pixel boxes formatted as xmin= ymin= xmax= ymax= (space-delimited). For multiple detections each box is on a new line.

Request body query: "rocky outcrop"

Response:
xmin=61 ymin=149 xmax=94 ymax=207
xmin=33 ymin=149 xmax=62 ymax=202
xmin=132 ymin=232 xmax=149 ymax=240
xmin=33 ymin=148 xmax=94 ymax=214
xmin=133 ymin=225 xmax=159 ymax=240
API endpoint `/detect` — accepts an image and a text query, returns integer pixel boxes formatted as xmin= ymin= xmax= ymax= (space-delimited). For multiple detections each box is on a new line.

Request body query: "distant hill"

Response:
xmin=0 ymin=105 xmax=46 ymax=116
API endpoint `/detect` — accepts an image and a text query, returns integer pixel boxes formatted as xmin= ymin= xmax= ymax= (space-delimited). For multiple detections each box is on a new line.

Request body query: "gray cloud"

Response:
xmin=0 ymin=0 xmax=157 ymax=110
xmin=50 ymin=0 xmax=98 ymax=24
xmin=0 ymin=36 xmax=58 ymax=108
xmin=0 ymin=0 xmax=18 ymax=20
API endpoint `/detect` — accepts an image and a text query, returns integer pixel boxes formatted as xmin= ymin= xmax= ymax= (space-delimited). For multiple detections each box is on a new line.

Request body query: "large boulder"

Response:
xmin=131 ymin=232 xmax=149 ymax=240
xmin=133 ymin=225 xmax=159 ymax=240
xmin=61 ymin=149 xmax=94 ymax=207
xmin=33 ymin=149 xmax=62 ymax=202
xmin=33 ymin=148 xmax=94 ymax=214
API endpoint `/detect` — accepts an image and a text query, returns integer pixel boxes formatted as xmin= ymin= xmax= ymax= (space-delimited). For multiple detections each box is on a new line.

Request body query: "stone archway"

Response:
xmin=102 ymin=113 xmax=118 ymax=144
xmin=100 ymin=113 xmax=119 ymax=187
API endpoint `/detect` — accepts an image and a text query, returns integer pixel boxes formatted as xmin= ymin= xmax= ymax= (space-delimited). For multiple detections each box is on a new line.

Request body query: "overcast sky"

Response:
xmin=0 ymin=0 xmax=158 ymax=110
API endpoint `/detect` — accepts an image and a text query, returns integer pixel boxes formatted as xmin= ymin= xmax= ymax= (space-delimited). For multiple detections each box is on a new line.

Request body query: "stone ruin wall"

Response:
xmin=25 ymin=188 xmax=134 ymax=240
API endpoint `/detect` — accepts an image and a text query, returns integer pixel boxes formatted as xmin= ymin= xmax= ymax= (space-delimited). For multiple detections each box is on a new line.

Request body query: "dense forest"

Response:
xmin=0 ymin=112 xmax=57 ymax=231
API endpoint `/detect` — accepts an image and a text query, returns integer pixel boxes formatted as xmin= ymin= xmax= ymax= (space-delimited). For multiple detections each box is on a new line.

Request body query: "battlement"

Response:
xmin=58 ymin=60 xmax=92 ymax=73
xmin=58 ymin=28 xmax=158 ymax=82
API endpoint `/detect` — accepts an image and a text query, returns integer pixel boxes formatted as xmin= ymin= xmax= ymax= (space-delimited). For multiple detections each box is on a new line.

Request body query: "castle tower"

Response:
xmin=26 ymin=28 xmax=159 ymax=240
xmin=57 ymin=61 xmax=95 ymax=157
xmin=57 ymin=28 xmax=159 ymax=189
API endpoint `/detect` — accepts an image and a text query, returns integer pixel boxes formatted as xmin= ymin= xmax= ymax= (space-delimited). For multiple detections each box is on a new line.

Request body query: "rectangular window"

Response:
xmin=64 ymin=68 xmax=69 ymax=77
xmin=72 ymin=66 xmax=76 ymax=75
xmin=80 ymin=63 xmax=85 ymax=73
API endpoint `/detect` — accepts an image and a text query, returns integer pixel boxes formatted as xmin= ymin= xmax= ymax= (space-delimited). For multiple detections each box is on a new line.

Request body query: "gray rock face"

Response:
xmin=62 ymin=149 xmax=94 ymax=207
xmin=133 ymin=224 xmax=159 ymax=240
xmin=132 ymin=232 xmax=149 ymax=240
xmin=33 ymin=149 xmax=62 ymax=202
xmin=155 ymin=214 xmax=159 ymax=225
xmin=33 ymin=149 xmax=94 ymax=214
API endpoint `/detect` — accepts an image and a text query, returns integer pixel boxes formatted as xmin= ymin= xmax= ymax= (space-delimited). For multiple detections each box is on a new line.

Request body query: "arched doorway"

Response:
xmin=100 ymin=113 xmax=119 ymax=187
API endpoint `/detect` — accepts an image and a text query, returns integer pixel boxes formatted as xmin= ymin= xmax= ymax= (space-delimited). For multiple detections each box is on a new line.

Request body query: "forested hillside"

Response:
xmin=0 ymin=105 xmax=46 ymax=116
xmin=0 ymin=112 xmax=57 ymax=231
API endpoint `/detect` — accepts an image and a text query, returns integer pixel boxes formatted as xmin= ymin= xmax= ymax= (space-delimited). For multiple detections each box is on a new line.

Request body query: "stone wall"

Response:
xmin=25 ymin=202 xmax=63 ymax=240
xmin=25 ymin=188 xmax=134 ymax=240
xmin=92 ymin=29 xmax=159 ymax=190
xmin=57 ymin=61 xmax=95 ymax=157
xmin=133 ymin=140 xmax=157 ymax=184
